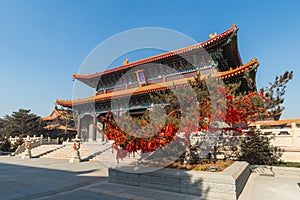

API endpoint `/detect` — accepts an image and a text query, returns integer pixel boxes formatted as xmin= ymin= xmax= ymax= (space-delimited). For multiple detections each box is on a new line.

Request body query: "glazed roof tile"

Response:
xmin=57 ymin=58 xmax=258 ymax=107
xmin=73 ymin=24 xmax=238 ymax=80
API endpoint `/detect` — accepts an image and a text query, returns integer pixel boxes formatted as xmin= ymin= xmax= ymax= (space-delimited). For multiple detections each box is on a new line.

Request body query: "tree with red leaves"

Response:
xmin=102 ymin=70 xmax=293 ymax=162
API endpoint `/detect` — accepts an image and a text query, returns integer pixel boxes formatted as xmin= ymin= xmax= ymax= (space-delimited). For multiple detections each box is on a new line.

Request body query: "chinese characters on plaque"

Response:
xmin=135 ymin=70 xmax=147 ymax=87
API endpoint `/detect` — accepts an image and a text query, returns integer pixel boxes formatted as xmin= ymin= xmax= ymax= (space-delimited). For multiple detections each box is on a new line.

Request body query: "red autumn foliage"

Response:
xmin=102 ymin=111 xmax=178 ymax=160
xmin=102 ymin=85 xmax=269 ymax=160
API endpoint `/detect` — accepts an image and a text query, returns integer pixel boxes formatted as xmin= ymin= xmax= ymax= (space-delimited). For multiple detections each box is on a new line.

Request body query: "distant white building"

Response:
xmin=246 ymin=119 xmax=300 ymax=162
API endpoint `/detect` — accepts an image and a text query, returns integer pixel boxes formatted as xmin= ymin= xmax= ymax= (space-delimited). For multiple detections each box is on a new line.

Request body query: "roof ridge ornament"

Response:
xmin=209 ymin=32 xmax=217 ymax=39
xmin=123 ymin=59 xmax=129 ymax=65
xmin=232 ymin=23 xmax=237 ymax=30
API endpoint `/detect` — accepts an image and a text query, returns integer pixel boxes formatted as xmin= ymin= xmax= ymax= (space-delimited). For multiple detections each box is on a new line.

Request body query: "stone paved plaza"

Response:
xmin=0 ymin=156 xmax=300 ymax=200
xmin=239 ymin=173 xmax=300 ymax=200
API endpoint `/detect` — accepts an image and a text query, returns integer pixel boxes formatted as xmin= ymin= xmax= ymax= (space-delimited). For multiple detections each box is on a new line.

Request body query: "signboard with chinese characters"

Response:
xmin=135 ymin=70 xmax=147 ymax=87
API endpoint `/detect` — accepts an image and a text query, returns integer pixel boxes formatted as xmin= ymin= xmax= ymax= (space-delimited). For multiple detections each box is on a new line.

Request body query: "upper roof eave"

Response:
xmin=57 ymin=57 xmax=258 ymax=108
xmin=73 ymin=24 xmax=239 ymax=81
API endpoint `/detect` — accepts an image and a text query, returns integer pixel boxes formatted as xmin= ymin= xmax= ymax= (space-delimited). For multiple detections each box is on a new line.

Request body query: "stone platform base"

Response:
xmin=108 ymin=161 xmax=250 ymax=200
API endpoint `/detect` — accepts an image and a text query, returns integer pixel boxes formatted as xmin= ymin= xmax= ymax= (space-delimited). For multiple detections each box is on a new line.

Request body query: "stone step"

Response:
xmin=251 ymin=165 xmax=275 ymax=176
xmin=93 ymin=147 xmax=143 ymax=166
xmin=42 ymin=144 xmax=73 ymax=159
xmin=80 ymin=143 xmax=113 ymax=162
xmin=30 ymin=145 xmax=63 ymax=158
xmin=41 ymin=142 xmax=113 ymax=161
xmin=16 ymin=144 xmax=63 ymax=158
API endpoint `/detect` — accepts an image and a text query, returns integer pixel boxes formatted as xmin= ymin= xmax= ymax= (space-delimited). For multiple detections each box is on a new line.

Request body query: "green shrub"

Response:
xmin=0 ymin=137 xmax=11 ymax=152
xmin=239 ymin=129 xmax=282 ymax=165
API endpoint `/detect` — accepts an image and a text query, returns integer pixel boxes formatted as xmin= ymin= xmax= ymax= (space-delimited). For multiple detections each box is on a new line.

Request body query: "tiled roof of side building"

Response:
xmin=42 ymin=108 xmax=61 ymax=121
xmin=42 ymin=108 xmax=72 ymax=121
xmin=44 ymin=124 xmax=76 ymax=131
xmin=249 ymin=118 xmax=300 ymax=126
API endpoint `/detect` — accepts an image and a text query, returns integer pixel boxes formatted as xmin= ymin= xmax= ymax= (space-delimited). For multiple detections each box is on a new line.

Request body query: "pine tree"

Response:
xmin=263 ymin=71 xmax=293 ymax=120
xmin=239 ymin=129 xmax=283 ymax=165
xmin=0 ymin=118 xmax=8 ymax=137
xmin=4 ymin=109 xmax=44 ymax=136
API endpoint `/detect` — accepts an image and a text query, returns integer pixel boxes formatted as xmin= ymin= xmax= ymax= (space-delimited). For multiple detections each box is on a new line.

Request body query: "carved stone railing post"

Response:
xmin=69 ymin=135 xmax=81 ymax=163
xmin=40 ymin=135 xmax=43 ymax=145
xmin=291 ymin=122 xmax=296 ymax=146
xmin=22 ymin=137 xmax=32 ymax=159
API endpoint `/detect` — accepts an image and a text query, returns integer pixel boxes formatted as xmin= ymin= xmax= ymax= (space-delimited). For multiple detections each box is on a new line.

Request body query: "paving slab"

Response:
xmin=0 ymin=157 xmax=202 ymax=200
xmin=36 ymin=182 xmax=204 ymax=200
xmin=239 ymin=173 xmax=300 ymax=200
xmin=1 ymin=156 xmax=300 ymax=200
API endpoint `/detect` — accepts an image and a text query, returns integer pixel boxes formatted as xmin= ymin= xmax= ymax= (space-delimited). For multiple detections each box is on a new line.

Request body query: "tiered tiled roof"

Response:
xmin=73 ymin=24 xmax=240 ymax=88
xmin=42 ymin=108 xmax=71 ymax=121
xmin=42 ymin=108 xmax=76 ymax=132
xmin=218 ymin=58 xmax=258 ymax=79
xmin=56 ymin=58 xmax=259 ymax=107
xmin=44 ymin=124 xmax=76 ymax=131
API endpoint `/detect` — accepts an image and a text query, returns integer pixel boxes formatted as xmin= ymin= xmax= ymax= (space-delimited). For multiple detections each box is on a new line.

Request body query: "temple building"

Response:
xmin=57 ymin=24 xmax=260 ymax=142
xmin=42 ymin=107 xmax=77 ymax=140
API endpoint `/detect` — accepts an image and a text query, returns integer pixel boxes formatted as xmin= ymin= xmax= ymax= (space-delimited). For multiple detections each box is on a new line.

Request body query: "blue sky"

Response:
xmin=0 ymin=0 xmax=299 ymax=119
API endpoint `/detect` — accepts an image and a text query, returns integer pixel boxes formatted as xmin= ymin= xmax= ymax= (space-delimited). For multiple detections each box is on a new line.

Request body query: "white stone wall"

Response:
xmin=253 ymin=124 xmax=300 ymax=148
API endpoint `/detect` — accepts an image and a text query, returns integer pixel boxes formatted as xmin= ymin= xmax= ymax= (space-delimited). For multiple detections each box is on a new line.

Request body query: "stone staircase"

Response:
xmin=40 ymin=142 xmax=113 ymax=162
xmin=16 ymin=142 xmax=146 ymax=164
xmin=42 ymin=144 xmax=74 ymax=160
xmin=16 ymin=145 xmax=64 ymax=158
xmin=81 ymin=142 xmax=113 ymax=162
xmin=92 ymin=147 xmax=143 ymax=167
xmin=31 ymin=145 xmax=65 ymax=158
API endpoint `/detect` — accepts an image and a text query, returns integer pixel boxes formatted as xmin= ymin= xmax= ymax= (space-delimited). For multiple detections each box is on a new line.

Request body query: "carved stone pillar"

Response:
xmin=22 ymin=139 xmax=32 ymax=159
xmin=69 ymin=135 xmax=81 ymax=163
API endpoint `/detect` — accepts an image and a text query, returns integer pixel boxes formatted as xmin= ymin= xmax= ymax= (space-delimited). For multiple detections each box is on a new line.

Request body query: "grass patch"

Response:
xmin=273 ymin=161 xmax=300 ymax=168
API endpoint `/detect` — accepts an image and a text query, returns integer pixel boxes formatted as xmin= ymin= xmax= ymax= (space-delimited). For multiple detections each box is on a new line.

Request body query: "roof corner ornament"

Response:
xmin=209 ymin=32 xmax=217 ymax=39
xmin=232 ymin=23 xmax=237 ymax=30
xmin=211 ymin=67 xmax=218 ymax=74
xmin=123 ymin=59 xmax=129 ymax=65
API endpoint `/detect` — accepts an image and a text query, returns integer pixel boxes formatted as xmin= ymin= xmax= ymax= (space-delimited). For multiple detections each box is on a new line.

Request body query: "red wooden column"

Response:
xmin=77 ymin=115 xmax=81 ymax=138
xmin=93 ymin=114 xmax=97 ymax=141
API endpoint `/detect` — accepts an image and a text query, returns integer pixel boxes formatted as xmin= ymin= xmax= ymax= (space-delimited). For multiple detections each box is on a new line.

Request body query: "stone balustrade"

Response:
xmin=250 ymin=122 xmax=300 ymax=148
xmin=14 ymin=143 xmax=25 ymax=156
xmin=9 ymin=135 xmax=60 ymax=156
xmin=9 ymin=135 xmax=60 ymax=145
